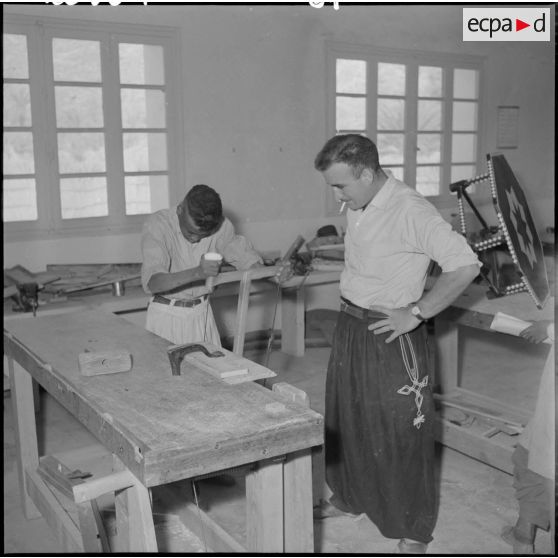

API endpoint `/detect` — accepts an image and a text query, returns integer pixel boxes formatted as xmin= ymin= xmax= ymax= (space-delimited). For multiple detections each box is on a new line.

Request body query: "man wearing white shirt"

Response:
xmin=313 ymin=134 xmax=480 ymax=553
xmin=141 ymin=184 xmax=263 ymax=346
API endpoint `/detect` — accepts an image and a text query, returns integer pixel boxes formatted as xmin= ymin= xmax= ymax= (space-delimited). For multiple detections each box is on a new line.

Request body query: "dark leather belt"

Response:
xmin=152 ymin=294 xmax=208 ymax=308
xmin=340 ymin=297 xmax=386 ymax=321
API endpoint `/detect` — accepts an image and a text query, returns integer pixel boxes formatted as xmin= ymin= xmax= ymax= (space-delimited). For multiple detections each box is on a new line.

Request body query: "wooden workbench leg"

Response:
xmin=271 ymin=382 xmax=314 ymax=552
xmin=8 ymin=356 xmax=41 ymax=519
xmin=112 ymin=456 xmax=157 ymax=552
xmin=434 ymin=318 xmax=459 ymax=394
xmin=245 ymin=459 xmax=284 ymax=552
xmin=284 ymin=449 xmax=314 ymax=552
xmin=76 ymin=501 xmax=107 ymax=552
xmin=280 ymin=287 xmax=306 ymax=357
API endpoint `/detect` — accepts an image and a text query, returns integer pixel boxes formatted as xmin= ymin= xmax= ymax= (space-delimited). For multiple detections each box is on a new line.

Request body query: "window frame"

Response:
xmin=324 ymin=40 xmax=486 ymax=215
xmin=3 ymin=14 xmax=184 ymax=241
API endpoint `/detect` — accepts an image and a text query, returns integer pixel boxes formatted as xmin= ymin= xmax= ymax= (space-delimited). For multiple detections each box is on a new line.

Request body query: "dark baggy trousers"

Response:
xmin=324 ymin=308 xmax=437 ymax=543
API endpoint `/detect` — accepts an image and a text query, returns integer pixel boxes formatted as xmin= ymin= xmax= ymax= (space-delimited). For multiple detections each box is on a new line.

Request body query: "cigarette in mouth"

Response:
xmin=339 ymin=202 xmax=347 ymax=214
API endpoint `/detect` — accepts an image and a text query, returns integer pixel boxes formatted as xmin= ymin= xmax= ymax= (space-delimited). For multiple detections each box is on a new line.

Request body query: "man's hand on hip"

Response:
xmin=367 ymin=305 xmax=421 ymax=344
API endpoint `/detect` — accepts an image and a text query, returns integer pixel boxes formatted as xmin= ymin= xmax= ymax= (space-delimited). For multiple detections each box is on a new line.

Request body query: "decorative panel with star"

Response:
xmin=488 ymin=154 xmax=549 ymax=308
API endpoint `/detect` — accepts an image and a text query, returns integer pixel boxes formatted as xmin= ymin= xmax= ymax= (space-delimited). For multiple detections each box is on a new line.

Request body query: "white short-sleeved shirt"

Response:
xmin=341 ymin=173 xmax=481 ymax=309
xmin=141 ymin=208 xmax=262 ymax=300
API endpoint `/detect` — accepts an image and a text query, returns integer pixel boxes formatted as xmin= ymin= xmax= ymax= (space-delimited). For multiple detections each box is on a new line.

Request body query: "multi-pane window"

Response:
xmin=3 ymin=33 xmax=37 ymax=222
xmin=3 ymin=17 xmax=180 ymax=236
xmin=328 ymin=43 xmax=483 ymax=211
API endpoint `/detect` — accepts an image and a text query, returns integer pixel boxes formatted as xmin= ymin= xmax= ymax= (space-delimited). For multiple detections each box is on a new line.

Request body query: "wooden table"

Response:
xmin=434 ymin=283 xmax=554 ymax=473
xmin=4 ymin=309 xmax=323 ymax=552
xmin=4 ymin=266 xmax=341 ymax=359
xmin=280 ymin=269 xmax=342 ymax=356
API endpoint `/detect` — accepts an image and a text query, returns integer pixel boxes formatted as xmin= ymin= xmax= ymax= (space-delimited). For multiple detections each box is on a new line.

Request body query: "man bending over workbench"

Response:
xmin=141 ymin=184 xmax=263 ymax=346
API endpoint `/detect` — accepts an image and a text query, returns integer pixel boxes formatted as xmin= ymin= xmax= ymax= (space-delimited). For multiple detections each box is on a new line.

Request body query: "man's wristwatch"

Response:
xmin=410 ymin=304 xmax=426 ymax=321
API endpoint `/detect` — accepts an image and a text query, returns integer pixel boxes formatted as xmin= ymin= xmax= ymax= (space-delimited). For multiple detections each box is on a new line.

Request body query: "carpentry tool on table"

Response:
xmin=5 ymin=264 xmax=62 ymax=316
xmin=167 ymin=343 xmax=225 ymax=376
xmin=261 ymin=235 xmax=311 ymax=368
xmin=12 ymin=282 xmax=40 ymax=316
xmin=60 ymin=272 xmax=141 ymax=297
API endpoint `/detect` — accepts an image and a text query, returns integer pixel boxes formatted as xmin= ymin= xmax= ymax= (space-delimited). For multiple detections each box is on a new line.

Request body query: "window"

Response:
xmin=326 ymin=42 xmax=484 ymax=212
xmin=3 ymin=16 xmax=182 ymax=238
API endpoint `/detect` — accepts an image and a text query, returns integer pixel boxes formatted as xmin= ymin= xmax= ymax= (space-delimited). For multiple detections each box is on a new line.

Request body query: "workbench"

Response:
xmin=4 ymin=309 xmax=323 ymax=552
xmin=434 ymin=283 xmax=554 ymax=474
xmin=280 ymin=269 xmax=342 ymax=356
xmin=4 ymin=268 xmax=341 ymax=358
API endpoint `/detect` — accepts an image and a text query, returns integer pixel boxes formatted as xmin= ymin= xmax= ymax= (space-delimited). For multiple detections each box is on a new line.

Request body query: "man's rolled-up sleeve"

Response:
xmin=405 ymin=201 xmax=481 ymax=273
xmin=141 ymin=218 xmax=171 ymax=294
xmin=216 ymin=219 xmax=263 ymax=270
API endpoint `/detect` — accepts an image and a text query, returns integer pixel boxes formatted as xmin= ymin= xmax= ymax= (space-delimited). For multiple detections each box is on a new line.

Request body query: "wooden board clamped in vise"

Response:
xmin=78 ymin=350 xmax=132 ymax=376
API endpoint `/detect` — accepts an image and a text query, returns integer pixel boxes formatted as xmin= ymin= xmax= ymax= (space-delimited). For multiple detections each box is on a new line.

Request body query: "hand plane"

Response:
xmin=167 ymin=343 xmax=225 ymax=376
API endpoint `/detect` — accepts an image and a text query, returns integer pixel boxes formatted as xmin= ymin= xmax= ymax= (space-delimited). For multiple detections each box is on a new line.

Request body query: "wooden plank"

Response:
xmin=61 ymin=273 xmax=141 ymax=294
xmin=435 ymin=416 xmax=514 ymax=475
xmin=76 ymin=502 xmax=106 ymax=553
xmin=38 ymin=455 xmax=88 ymax=499
xmin=280 ymin=287 xmax=306 ymax=356
xmin=78 ymin=350 xmax=132 ymax=376
xmin=246 ymin=459 xmax=284 ymax=552
xmin=213 ymin=265 xmax=282 ymax=288
xmin=8 ymin=356 xmax=41 ymax=519
xmin=25 ymin=469 xmax=84 ymax=552
xmin=232 ymin=270 xmax=252 ymax=356
xmin=4 ymin=284 xmax=19 ymax=298
xmin=113 ymin=456 xmax=158 ymax=552
xmin=72 ymin=470 xmax=135 ymax=504
xmin=279 ymin=269 xmax=341 ymax=289
xmin=154 ymin=485 xmax=246 ymax=553
xmin=4 ymin=264 xmax=36 ymax=285
xmin=273 ymin=382 xmax=314 ymax=553
xmin=178 ymin=342 xmax=275 ymax=384
xmin=434 ymin=318 xmax=459 ymax=393
xmin=38 ymin=455 xmax=111 ymax=552
xmin=440 ymin=284 xmax=554 ymax=326
xmin=283 ymin=449 xmax=313 ymax=552
xmin=436 ymin=389 xmax=531 ymax=426
xmin=440 ymin=387 xmax=532 ymax=425
xmin=437 ymin=306 xmax=494 ymax=331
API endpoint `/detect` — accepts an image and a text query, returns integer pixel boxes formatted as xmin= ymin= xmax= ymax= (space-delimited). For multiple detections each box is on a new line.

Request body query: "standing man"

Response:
xmin=313 ymin=134 xmax=480 ymax=553
xmin=141 ymin=184 xmax=263 ymax=346
xmin=502 ymin=319 xmax=555 ymax=554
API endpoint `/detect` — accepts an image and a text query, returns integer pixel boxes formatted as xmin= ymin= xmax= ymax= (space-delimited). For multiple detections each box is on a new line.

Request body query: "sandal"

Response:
xmin=396 ymin=538 xmax=428 ymax=554
xmin=501 ymin=525 xmax=535 ymax=554
xmin=313 ymin=498 xmax=361 ymax=520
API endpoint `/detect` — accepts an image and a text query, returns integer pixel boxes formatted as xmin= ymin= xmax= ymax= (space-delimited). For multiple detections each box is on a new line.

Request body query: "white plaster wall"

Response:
xmin=3 ymin=4 xmax=554 ymax=334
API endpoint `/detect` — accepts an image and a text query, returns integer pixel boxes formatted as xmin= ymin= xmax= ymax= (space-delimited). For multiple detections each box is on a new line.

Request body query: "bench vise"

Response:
xmin=11 ymin=282 xmax=40 ymax=316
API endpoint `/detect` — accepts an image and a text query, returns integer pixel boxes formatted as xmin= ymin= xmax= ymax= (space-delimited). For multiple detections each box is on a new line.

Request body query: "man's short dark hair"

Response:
xmin=314 ymin=134 xmax=380 ymax=177
xmin=184 ymin=184 xmax=223 ymax=232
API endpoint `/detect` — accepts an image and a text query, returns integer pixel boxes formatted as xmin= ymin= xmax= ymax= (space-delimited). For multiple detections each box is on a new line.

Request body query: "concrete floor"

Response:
xmin=3 ymin=319 xmax=554 ymax=555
